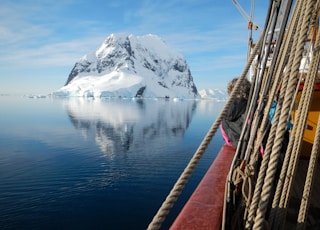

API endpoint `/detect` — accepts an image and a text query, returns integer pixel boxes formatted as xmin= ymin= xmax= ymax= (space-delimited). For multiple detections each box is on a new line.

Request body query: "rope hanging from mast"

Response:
xmin=147 ymin=29 xmax=265 ymax=230
xmin=148 ymin=0 xmax=320 ymax=229
xmin=223 ymin=0 xmax=320 ymax=229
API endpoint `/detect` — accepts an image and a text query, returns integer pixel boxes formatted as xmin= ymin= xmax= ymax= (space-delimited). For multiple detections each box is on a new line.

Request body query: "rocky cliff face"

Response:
xmin=55 ymin=33 xmax=199 ymax=99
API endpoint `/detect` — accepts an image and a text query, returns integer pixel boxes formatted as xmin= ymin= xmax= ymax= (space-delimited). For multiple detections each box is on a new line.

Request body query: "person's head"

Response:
xmin=227 ymin=77 xmax=251 ymax=99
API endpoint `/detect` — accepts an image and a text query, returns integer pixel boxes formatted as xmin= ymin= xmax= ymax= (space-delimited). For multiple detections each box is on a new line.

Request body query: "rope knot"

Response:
xmin=232 ymin=163 xmax=255 ymax=204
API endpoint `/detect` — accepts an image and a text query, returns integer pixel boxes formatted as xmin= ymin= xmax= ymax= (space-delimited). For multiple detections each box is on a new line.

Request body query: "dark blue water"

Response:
xmin=0 ymin=96 xmax=225 ymax=230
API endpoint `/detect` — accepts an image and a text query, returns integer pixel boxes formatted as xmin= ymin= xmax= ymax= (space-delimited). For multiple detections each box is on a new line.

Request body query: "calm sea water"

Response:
xmin=0 ymin=96 xmax=225 ymax=230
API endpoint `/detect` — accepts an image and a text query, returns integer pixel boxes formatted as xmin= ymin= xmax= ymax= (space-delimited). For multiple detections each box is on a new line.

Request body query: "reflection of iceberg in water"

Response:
xmin=64 ymin=98 xmax=197 ymax=158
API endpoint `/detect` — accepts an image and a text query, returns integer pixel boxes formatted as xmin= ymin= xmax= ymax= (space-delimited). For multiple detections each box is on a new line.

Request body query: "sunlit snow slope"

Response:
xmin=54 ymin=33 xmax=199 ymax=99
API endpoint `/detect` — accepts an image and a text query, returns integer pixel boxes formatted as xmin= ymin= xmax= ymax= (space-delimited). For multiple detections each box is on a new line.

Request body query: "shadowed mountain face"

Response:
xmin=64 ymin=98 xmax=197 ymax=158
xmin=56 ymin=34 xmax=199 ymax=99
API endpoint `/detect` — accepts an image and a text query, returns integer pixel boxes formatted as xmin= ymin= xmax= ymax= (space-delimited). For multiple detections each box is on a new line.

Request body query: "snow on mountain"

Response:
xmin=53 ymin=33 xmax=199 ymax=99
xmin=198 ymin=88 xmax=227 ymax=100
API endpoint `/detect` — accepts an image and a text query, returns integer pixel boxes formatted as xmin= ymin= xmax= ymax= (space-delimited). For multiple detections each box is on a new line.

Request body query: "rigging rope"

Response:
xmin=223 ymin=0 xmax=320 ymax=229
xmin=148 ymin=0 xmax=319 ymax=229
xmin=244 ymin=0 xmax=299 ymax=227
xmin=252 ymin=0 xmax=315 ymax=227
xmin=147 ymin=28 xmax=265 ymax=230
xmin=297 ymin=115 xmax=320 ymax=229
xmin=251 ymin=0 xmax=317 ymax=229
xmin=277 ymin=6 xmax=320 ymax=228
xmin=242 ymin=1 xmax=318 ymax=228
xmin=228 ymin=2 xmax=286 ymax=224
xmin=296 ymin=15 xmax=320 ymax=228
xmin=269 ymin=4 xmax=317 ymax=229
xmin=267 ymin=0 xmax=306 ymax=225
xmin=221 ymin=31 xmax=267 ymax=230
xmin=275 ymin=1 xmax=318 ymax=229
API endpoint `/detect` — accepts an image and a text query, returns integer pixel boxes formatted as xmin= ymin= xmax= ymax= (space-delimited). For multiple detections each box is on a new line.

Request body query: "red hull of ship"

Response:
xmin=170 ymin=144 xmax=236 ymax=229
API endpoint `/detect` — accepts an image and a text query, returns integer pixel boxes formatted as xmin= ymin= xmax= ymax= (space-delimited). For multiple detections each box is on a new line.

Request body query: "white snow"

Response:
xmin=54 ymin=33 xmax=199 ymax=99
xmin=198 ymin=88 xmax=227 ymax=100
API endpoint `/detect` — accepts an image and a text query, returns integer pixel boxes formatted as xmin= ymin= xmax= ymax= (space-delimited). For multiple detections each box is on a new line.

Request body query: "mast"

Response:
xmin=231 ymin=0 xmax=259 ymax=80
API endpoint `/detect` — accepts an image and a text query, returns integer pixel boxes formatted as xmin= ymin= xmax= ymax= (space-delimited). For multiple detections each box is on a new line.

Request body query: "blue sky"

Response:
xmin=0 ymin=0 xmax=268 ymax=95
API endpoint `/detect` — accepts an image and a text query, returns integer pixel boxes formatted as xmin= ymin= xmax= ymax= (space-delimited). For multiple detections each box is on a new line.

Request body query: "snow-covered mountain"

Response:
xmin=54 ymin=33 xmax=199 ymax=99
xmin=198 ymin=88 xmax=227 ymax=100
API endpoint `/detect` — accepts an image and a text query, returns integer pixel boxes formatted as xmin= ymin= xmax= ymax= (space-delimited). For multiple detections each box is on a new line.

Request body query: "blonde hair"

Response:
xmin=227 ymin=77 xmax=251 ymax=99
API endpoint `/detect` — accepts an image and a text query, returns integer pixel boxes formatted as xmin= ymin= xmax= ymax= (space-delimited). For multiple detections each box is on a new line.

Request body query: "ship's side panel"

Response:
xmin=170 ymin=144 xmax=235 ymax=230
